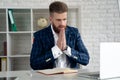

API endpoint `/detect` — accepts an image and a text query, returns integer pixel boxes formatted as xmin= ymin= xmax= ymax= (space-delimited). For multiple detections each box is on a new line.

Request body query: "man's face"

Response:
xmin=50 ymin=12 xmax=67 ymax=33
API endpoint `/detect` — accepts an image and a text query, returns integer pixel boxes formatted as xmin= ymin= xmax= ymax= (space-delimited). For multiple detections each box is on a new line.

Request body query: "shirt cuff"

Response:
xmin=63 ymin=46 xmax=71 ymax=56
xmin=52 ymin=45 xmax=63 ymax=59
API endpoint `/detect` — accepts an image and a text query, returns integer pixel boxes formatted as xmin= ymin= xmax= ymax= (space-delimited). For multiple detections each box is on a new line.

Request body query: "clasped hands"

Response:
xmin=57 ymin=29 xmax=67 ymax=51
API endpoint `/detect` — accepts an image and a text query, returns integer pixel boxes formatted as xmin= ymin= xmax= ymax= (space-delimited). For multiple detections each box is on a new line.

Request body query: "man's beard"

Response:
xmin=52 ymin=23 xmax=66 ymax=33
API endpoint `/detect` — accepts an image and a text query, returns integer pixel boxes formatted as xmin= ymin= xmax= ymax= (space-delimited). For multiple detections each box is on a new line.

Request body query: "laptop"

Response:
xmin=78 ymin=42 xmax=120 ymax=80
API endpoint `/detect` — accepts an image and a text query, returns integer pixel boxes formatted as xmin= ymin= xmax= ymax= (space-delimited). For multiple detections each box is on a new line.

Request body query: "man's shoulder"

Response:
xmin=67 ymin=26 xmax=79 ymax=33
xmin=34 ymin=26 xmax=51 ymax=36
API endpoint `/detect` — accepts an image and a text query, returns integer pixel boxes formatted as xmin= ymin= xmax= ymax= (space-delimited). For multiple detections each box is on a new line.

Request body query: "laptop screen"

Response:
xmin=100 ymin=42 xmax=120 ymax=79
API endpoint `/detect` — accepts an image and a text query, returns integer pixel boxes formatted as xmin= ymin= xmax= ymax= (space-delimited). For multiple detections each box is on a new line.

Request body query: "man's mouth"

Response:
xmin=59 ymin=25 xmax=65 ymax=29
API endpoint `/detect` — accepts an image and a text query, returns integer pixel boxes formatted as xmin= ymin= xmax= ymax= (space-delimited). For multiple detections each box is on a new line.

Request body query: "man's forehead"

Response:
xmin=52 ymin=12 xmax=67 ymax=18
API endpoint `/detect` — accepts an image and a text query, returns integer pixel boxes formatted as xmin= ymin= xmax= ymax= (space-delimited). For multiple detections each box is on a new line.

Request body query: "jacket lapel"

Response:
xmin=65 ymin=27 xmax=72 ymax=47
xmin=46 ymin=25 xmax=55 ymax=47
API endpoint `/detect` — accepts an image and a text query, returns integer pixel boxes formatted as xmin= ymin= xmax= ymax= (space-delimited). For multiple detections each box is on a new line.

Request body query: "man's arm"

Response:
xmin=64 ymin=28 xmax=90 ymax=66
xmin=57 ymin=28 xmax=90 ymax=66
xmin=70 ymin=29 xmax=90 ymax=65
xmin=30 ymin=33 xmax=55 ymax=70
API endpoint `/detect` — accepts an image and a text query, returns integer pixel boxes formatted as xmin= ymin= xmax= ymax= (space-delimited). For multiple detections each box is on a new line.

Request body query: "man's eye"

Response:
xmin=64 ymin=19 xmax=67 ymax=21
xmin=57 ymin=20 xmax=61 ymax=21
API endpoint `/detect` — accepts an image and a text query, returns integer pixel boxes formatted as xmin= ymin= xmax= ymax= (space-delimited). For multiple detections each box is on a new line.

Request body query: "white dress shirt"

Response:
xmin=51 ymin=25 xmax=71 ymax=68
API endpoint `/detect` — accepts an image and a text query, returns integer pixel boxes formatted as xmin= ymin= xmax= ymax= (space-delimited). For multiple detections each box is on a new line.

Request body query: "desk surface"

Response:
xmin=0 ymin=70 xmax=120 ymax=80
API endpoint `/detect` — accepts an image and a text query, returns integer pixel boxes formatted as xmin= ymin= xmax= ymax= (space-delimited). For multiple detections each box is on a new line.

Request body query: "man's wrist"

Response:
xmin=62 ymin=46 xmax=71 ymax=56
xmin=63 ymin=46 xmax=68 ymax=51
xmin=52 ymin=45 xmax=63 ymax=59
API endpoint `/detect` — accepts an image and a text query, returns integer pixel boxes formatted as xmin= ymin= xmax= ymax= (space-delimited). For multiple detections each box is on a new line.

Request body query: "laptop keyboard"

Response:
xmin=87 ymin=73 xmax=99 ymax=77
xmin=79 ymin=72 xmax=100 ymax=79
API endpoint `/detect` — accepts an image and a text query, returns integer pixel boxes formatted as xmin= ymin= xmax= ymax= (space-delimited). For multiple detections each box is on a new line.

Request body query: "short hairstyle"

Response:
xmin=49 ymin=1 xmax=68 ymax=16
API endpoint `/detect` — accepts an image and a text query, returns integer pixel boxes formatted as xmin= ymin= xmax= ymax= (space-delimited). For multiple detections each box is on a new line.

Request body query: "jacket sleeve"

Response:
xmin=30 ymin=33 xmax=55 ymax=70
xmin=70 ymin=29 xmax=90 ymax=65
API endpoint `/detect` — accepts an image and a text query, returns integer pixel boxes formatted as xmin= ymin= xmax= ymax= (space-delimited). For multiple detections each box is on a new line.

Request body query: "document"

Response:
xmin=37 ymin=68 xmax=78 ymax=75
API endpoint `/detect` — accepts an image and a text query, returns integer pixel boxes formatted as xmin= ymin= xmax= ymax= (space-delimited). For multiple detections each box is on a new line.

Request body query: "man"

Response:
xmin=30 ymin=1 xmax=90 ymax=70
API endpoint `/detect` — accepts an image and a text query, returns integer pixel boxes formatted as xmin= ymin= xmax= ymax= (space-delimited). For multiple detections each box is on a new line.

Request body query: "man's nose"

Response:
xmin=60 ymin=20 xmax=65 ymax=25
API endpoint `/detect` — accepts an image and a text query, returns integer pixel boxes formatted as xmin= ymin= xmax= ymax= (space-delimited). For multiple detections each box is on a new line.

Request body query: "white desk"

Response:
xmin=0 ymin=70 xmax=120 ymax=80
xmin=0 ymin=70 xmax=93 ymax=80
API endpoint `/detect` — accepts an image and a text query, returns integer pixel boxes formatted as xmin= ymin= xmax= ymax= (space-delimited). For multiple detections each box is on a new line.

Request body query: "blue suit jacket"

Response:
xmin=30 ymin=25 xmax=90 ymax=70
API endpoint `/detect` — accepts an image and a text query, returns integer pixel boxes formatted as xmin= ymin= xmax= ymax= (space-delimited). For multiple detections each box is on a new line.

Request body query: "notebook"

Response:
xmin=79 ymin=42 xmax=120 ymax=80
xmin=37 ymin=68 xmax=78 ymax=75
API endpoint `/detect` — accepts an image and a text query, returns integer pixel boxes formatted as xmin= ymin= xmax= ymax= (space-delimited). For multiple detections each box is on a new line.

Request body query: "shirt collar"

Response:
xmin=51 ymin=24 xmax=58 ymax=37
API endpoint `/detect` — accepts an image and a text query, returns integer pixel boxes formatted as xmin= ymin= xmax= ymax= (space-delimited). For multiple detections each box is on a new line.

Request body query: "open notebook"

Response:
xmin=79 ymin=42 xmax=120 ymax=80
xmin=37 ymin=68 xmax=78 ymax=75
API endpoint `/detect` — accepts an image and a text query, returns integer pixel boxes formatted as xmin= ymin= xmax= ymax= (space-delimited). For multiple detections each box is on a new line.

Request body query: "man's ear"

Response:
xmin=49 ymin=16 xmax=52 ymax=21
xmin=49 ymin=16 xmax=52 ymax=22
xmin=49 ymin=16 xmax=53 ymax=23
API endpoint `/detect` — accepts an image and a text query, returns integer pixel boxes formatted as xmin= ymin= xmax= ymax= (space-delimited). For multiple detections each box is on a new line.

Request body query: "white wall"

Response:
xmin=80 ymin=0 xmax=120 ymax=70
xmin=1 ymin=0 xmax=120 ymax=70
